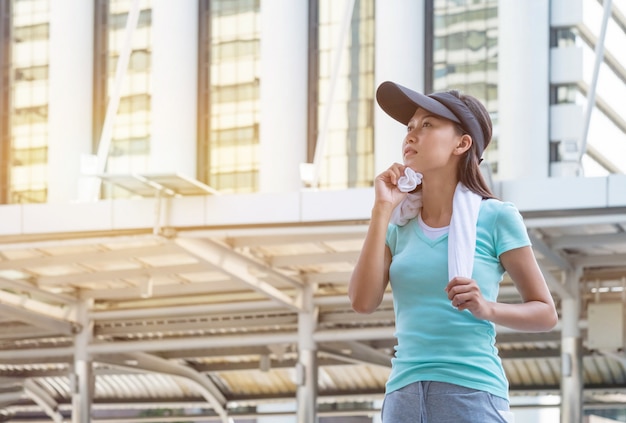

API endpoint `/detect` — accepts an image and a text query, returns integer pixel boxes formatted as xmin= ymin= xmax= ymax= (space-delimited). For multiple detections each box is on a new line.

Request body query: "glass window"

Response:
xmin=431 ymin=0 xmax=500 ymax=174
xmin=199 ymin=0 xmax=261 ymax=194
xmin=314 ymin=0 xmax=375 ymax=190
xmin=4 ymin=0 xmax=50 ymax=204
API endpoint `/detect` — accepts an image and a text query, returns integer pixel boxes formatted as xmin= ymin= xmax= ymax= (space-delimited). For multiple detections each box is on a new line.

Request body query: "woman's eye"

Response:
xmin=407 ymin=126 xmax=414 ymax=132
xmin=422 ymin=121 xmax=432 ymax=127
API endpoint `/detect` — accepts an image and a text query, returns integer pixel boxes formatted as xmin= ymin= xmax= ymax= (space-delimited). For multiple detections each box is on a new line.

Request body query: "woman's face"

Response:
xmin=402 ymin=107 xmax=466 ymax=175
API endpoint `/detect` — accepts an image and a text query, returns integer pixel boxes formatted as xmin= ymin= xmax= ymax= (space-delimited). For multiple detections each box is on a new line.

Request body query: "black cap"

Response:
xmin=376 ymin=81 xmax=486 ymax=156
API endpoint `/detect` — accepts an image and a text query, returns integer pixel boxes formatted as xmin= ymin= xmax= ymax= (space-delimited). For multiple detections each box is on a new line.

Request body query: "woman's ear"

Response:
xmin=454 ymin=134 xmax=473 ymax=156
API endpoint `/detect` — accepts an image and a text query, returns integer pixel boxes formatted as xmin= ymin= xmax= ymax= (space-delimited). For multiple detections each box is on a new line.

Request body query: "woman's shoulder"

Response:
xmin=480 ymin=198 xmax=520 ymax=214
xmin=479 ymin=198 xmax=523 ymax=226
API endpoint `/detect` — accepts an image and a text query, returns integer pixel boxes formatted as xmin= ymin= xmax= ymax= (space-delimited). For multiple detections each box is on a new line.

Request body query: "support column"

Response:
xmin=560 ymin=268 xmax=583 ymax=423
xmin=497 ymin=0 xmax=550 ymax=180
xmin=151 ymin=0 xmax=198 ymax=175
xmin=296 ymin=284 xmax=318 ymax=423
xmin=374 ymin=0 xmax=424 ymax=174
xmin=72 ymin=300 xmax=94 ymax=423
xmin=48 ymin=0 xmax=94 ymax=202
xmin=259 ymin=0 xmax=308 ymax=193
xmin=372 ymin=399 xmax=383 ymax=423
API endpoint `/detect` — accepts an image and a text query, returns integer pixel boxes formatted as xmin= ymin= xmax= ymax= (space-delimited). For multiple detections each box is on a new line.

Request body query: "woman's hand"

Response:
xmin=374 ymin=163 xmax=410 ymax=209
xmin=445 ymin=276 xmax=493 ymax=320
xmin=445 ymin=247 xmax=558 ymax=332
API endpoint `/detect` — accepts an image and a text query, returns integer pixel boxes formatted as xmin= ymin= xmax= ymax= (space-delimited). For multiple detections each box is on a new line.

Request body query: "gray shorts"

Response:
xmin=381 ymin=381 xmax=514 ymax=423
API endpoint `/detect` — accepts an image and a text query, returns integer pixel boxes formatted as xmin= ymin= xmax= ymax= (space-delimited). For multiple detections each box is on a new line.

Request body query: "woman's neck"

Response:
xmin=419 ymin=177 xmax=458 ymax=228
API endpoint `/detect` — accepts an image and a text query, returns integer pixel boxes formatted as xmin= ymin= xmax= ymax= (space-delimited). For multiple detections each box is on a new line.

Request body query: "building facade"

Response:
xmin=1 ymin=0 xmax=624 ymax=206
xmin=0 ymin=1 xmax=625 ymax=422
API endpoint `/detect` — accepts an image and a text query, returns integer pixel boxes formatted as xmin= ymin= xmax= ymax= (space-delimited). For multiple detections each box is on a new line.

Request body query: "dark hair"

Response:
xmin=447 ymin=90 xmax=497 ymax=200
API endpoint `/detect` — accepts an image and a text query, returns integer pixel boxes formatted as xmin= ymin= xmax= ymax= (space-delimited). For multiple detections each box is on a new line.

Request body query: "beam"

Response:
xmin=99 ymin=352 xmax=230 ymax=423
xmin=579 ymin=0 xmax=613 ymax=162
xmin=80 ymin=279 xmax=232 ymax=300
xmin=524 ymin=213 xmax=626 ymax=229
xmin=0 ymin=290 xmax=79 ymax=335
xmin=304 ymin=270 xmax=351 ymax=284
xmin=0 ymin=293 xmax=388 ymax=322
xmin=90 ymin=298 xmax=281 ymax=320
xmin=174 ymin=237 xmax=303 ymax=311
xmin=225 ymin=227 xmax=367 ymax=248
xmin=539 ymin=265 xmax=574 ymax=300
xmin=320 ymin=341 xmax=391 ymax=368
xmin=0 ymin=323 xmax=65 ymax=340
xmin=0 ymin=384 xmax=23 ymax=409
xmin=574 ymin=253 xmax=626 ymax=267
xmin=528 ymin=230 xmax=573 ymax=271
xmin=0 ymin=277 xmax=75 ymax=304
xmin=577 ymin=22 xmax=626 ymax=87
xmin=0 ymin=243 xmax=180 ymax=270
xmin=0 ymin=319 xmax=588 ymax=360
xmin=24 ymin=379 xmax=64 ymax=423
xmin=587 ymin=144 xmax=623 ymax=174
xmin=270 ymin=251 xmax=359 ymax=267
xmin=86 ymin=326 xmax=396 ymax=355
xmin=38 ymin=263 xmax=208 ymax=286
xmin=95 ymin=313 xmax=297 ymax=336
xmin=0 ymin=346 xmax=74 ymax=360
xmin=550 ymin=232 xmax=626 ymax=249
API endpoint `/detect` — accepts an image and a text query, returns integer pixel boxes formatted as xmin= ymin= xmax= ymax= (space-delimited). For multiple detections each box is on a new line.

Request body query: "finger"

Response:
xmin=445 ymin=277 xmax=473 ymax=293
xmin=388 ymin=164 xmax=405 ymax=186
xmin=451 ymin=293 xmax=471 ymax=308
xmin=446 ymin=284 xmax=472 ymax=300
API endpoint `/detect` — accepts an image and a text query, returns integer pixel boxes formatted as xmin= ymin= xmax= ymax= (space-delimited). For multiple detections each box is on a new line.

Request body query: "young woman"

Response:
xmin=348 ymin=81 xmax=558 ymax=423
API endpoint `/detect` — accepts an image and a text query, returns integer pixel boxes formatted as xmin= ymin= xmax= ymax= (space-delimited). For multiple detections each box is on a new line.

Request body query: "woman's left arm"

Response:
xmin=491 ymin=245 xmax=558 ymax=332
xmin=446 ymin=245 xmax=558 ymax=332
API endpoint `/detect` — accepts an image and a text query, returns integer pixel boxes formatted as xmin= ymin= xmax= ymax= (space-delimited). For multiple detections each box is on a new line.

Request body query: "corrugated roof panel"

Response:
xmin=319 ymin=365 xmax=389 ymax=392
xmin=216 ymin=368 xmax=297 ymax=396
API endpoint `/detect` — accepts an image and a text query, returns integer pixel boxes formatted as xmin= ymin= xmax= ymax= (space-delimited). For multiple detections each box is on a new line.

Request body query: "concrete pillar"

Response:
xmin=48 ymin=0 xmax=94 ymax=203
xmin=297 ymin=284 xmax=318 ymax=423
xmin=72 ymin=300 xmax=94 ymax=423
xmin=150 ymin=0 xmax=198 ymax=176
xmin=561 ymin=268 xmax=583 ymax=423
xmin=259 ymin=0 xmax=308 ymax=193
xmin=374 ymin=0 xmax=424 ymax=174
xmin=497 ymin=0 xmax=550 ymax=180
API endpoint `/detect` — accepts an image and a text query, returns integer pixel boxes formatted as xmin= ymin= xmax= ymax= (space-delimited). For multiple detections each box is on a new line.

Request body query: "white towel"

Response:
xmin=390 ymin=168 xmax=482 ymax=280
xmin=390 ymin=168 xmax=423 ymax=226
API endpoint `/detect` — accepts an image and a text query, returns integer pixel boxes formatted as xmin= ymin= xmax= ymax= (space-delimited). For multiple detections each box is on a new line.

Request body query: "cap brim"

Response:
xmin=376 ymin=81 xmax=461 ymax=126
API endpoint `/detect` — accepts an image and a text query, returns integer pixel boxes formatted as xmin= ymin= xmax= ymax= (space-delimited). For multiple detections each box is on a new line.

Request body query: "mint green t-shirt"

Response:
xmin=385 ymin=199 xmax=530 ymax=400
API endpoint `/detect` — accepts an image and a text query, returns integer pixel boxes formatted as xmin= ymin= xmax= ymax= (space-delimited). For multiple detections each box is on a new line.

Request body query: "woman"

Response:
xmin=348 ymin=81 xmax=558 ymax=423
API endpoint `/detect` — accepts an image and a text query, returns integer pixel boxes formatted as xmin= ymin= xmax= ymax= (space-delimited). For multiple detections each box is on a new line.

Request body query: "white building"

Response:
xmin=0 ymin=1 xmax=625 ymax=422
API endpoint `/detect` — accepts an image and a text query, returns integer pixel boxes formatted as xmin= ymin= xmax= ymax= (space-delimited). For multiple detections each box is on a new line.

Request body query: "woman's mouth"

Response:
xmin=403 ymin=147 xmax=417 ymax=157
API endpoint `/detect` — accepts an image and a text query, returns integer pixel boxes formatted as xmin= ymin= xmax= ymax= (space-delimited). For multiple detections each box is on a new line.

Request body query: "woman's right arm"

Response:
xmin=348 ymin=203 xmax=394 ymax=313
xmin=349 ymin=164 xmax=406 ymax=314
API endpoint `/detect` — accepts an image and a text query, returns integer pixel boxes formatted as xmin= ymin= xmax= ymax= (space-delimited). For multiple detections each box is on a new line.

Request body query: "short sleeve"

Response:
xmin=386 ymin=224 xmax=399 ymax=256
xmin=493 ymin=202 xmax=531 ymax=258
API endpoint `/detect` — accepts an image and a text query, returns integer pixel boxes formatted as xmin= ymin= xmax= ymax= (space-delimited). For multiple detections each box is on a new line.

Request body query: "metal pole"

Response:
xmin=310 ymin=0 xmax=356 ymax=188
xmin=72 ymin=300 xmax=94 ymax=423
xmin=297 ymin=284 xmax=318 ymax=423
xmin=579 ymin=0 xmax=613 ymax=164
xmin=89 ymin=0 xmax=142 ymax=201
xmin=560 ymin=268 xmax=583 ymax=423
